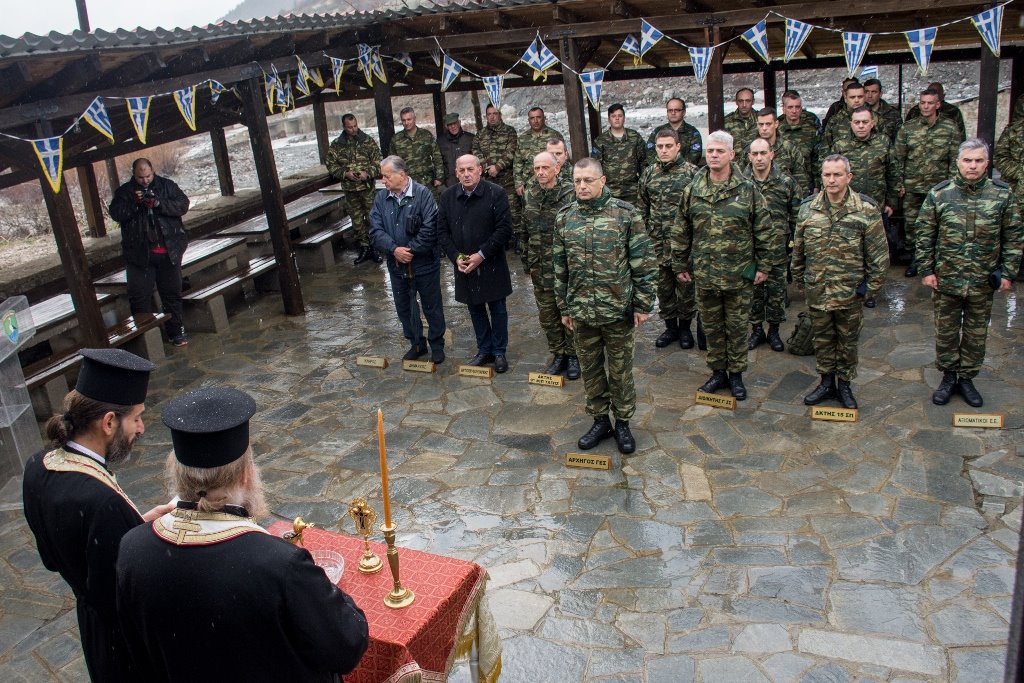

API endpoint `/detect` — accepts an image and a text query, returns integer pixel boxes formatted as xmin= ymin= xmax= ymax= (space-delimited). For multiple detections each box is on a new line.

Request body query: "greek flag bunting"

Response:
xmin=578 ymin=70 xmax=605 ymax=111
xmin=273 ymin=66 xmax=288 ymax=111
xmin=263 ymin=71 xmax=278 ymax=112
xmin=972 ymin=6 xmax=1004 ymax=57
xmin=31 ymin=137 xmax=64 ymax=193
xmin=370 ymin=48 xmax=388 ymax=84
xmin=483 ymin=76 xmax=504 ymax=109
xmin=430 ymin=48 xmax=442 ymax=67
xmin=125 ymin=97 xmax=152 ymax=145
xmin=521 ymin=37 xmax=558 ymax=81
xmin=82 ymin=97 xmax=113 ymax=143
xmin=357 ymin=44 xmax=374 ymax=86
xmin=904 ymin=28 xmax=936 ymax=75
xmin=858 ymin=65 xmax=878 ymax=80
xmin=620 ymin=34 xmax=642 ymax=65
xmin=308 ymin=67 xmax=324 ymax=88
xmin=330 ymin=57 xmax=345 ymax=94
xmin=639 ymin=20 xmax=663 ymax=58
xmin=441 ymin=54 xmax=462 ymax=91
xmin=842 ymin=32 xmax=871 ymax=78
xmin=295 ymin=57 xmax=312 ymax=97
xmin=173 ymin=86 xmax=197 ymax=131
xmin=784 ymin=18 xmax=813 ymax=63
xmin=395 ymin=53 xmax=413 ymax=75
xmin=741 ymin=20 xmax=770 ymax=64
xmin=688 ymin=47 xmax=714 ymax=85
xmin=209 ymin=80 xmax=227 ymax=105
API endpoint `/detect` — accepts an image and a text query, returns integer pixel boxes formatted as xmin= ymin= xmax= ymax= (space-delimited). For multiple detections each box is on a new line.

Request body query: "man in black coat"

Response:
xmin=116 ymin=387 xmax=369 ymax=682
xmin=437 ymin=154 xmax=514 ymax=372
xmin=108 ymin=158 xmax=191 ymax=347
xmin=23 ymin=348 xmax=174 ymax=682
xmin=437 ymin=112 xmax=475 ymax=187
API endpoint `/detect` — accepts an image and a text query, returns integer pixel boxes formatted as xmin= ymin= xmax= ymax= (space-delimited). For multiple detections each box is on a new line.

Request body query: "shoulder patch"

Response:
xmin=799 ymin=195 xmax=816 ymax=206
xmin=933 ymin=179 xmax=952 ymax=191
xmin=992 ymin=178 xmax=1010 ymax=189
xmin=858 ymin=193 xmax=879 ymax=207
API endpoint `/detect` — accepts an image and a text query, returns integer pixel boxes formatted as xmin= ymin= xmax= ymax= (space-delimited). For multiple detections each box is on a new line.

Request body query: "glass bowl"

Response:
xmin=311 ymin=549 xmax=345 ymax=584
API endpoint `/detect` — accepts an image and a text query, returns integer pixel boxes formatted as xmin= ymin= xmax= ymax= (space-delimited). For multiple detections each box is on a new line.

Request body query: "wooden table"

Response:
xmin=24 ymin=291 xmax=122 ymax=350
xmin=93 ymin=236 xmax=248 ymax=293
xmin=267 ymin=521 xmax=501 ymax=683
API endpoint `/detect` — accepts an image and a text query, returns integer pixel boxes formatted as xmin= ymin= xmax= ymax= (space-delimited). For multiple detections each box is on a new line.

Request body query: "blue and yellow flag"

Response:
xmin=173 ymin=86 xmax=197 ymax=131
xmin=330 ymin=57 xmax=345 ymax=94
xmin=741 ymin=21 xmax=770 ymax=64
xmin=482 ymin=76 xmax=503 ymax=109
xmin=520 ymin=38 xmax=558 ymax=81
xmin=295 ymin=56 xmax=312 ymax=97
xmin=209 ymin=80 xmax=227 ymax=105
xmin=688 ymin=47 xmax=714 ymax=85
xmin=125 ymin=97 xmax=151 ymax=144
xmin=308 ymin=66 xmax=324 ymax=88
xmin=972 ymin=6 xmax=1004 ymax=58
xmin=441 ymin=54 xmax=462 ymax=92
xmin=82 ymin=97 xmax=114 ymax=143
xmin=31 ymin=137 xmax=64 ymax=193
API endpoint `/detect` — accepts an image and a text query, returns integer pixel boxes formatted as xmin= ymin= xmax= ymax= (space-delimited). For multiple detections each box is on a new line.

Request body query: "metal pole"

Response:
xmin=75 ymin=0 xmax=90 ymax=32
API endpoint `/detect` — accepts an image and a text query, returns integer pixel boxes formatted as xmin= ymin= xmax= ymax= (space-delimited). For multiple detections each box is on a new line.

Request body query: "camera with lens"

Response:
xmin=141 ymin=188 xmax=156 ymax=200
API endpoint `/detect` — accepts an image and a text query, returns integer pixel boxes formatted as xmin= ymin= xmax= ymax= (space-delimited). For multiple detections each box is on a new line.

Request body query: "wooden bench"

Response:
xmin=215 ymin=193 xmax=347 ymax=258
xmin=294 ymin=217 xmax=353 ymax=273
xmin=94 ymin=236 xmax=248 ymax=294
xmin=181 ymin=256 xmax=278 ymax=333
xmin=25 ymin=291 xmax=122 ymax=352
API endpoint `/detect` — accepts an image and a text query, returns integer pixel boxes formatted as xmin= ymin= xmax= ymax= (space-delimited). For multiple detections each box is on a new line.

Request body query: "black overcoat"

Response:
xmin=437 ymin=179 xmax=513 ymax=305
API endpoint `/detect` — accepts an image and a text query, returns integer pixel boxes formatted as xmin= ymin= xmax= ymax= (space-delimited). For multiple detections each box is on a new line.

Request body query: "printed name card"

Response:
xmin=458 ymin=365 xmax=494 ymax=379
xmin=528 ymin=372 xmax=565 ymax=388
xmin=695 ymin=391 xmax=737 ymax=410
xmin=810 ymin=406 xmax=858 ymax=422
xmin=565 ymin=453 xmax=612 ymax=470
xmin=402 ymin=360 xmax=436 ymax=373
xmin=356 ymin=356 xmax=388 ymax=369
xmin=952 ymin=413 xmax=1003 ymax=428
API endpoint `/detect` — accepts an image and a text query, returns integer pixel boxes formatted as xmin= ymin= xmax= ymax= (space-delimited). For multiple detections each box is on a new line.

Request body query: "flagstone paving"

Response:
xmin=1 ymin=257 xmax=1021 ymax=682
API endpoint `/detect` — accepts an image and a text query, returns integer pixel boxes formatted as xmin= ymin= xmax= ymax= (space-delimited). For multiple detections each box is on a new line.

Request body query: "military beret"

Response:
xmin=443 ymin=113 xmax=460 ymax=124
xmin=163 ymin=388 xmax=257 ymax=469
xmin=76 ymin=348 xmax=154 ymax=406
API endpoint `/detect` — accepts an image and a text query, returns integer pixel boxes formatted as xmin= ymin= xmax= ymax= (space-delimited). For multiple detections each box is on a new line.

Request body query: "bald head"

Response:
xmin=533 ymin=152 xmax=560 ymax=189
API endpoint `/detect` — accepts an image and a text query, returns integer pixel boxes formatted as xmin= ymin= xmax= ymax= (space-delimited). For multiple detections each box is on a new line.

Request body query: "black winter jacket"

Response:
xmin=108 ymin=175 xmax=190 ymax=267
xmin=437 ymin=179 xmax=513 ymax=305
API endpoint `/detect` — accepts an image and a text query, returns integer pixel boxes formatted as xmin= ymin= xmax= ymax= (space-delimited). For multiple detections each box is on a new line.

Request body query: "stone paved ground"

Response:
xmin=1 ymin=254 xmax=1021 ymax=682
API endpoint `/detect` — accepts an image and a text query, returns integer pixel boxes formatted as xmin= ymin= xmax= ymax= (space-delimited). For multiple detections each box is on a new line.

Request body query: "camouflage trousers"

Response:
xmin=532 ymin=282 xmax=574 ymax=356
xmin=697 ymin=285 xmax=753 ymax=373
xmin=810 ymin=305 xmax=863 ymax=381
xmin=933 ymin=289 xmax=994 ymax=379
xmin=749 ymin=262 xmax=788 ymax=324
xmin=901 ymin=191 xmax=929 ymax=256
xmin=573 ymin=319 xmax=637 ymax=420
xmin=657 ymin=264 xmax=696 ymax=321
xmin=344 ymin=188 xmax=375 ymax=247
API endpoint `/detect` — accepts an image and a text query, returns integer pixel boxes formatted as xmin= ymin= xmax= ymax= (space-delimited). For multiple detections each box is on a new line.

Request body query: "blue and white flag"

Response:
xmin=441 ymin=54 xmax=462 ymax=91
xmin=173 ymin=86 xmax=197 ymax=131
xmin=370 ymin=47 xmax=388 ymax=84
xmin=263 ymin=71 xmax=278 ymax=112
xmin=31 ymin=137 xmax=64 ymax=193
xmin=579 ymin=70 xmax=605 ymax=110
xmin=972 ymin=5 xmax=1004 ymax=58
xmin=295 ymin=56 xmax=312 ymax=97
xmin=521 ymin=37 xmax=558 ymax=81
xmin=125 ymin=97 xmax=151 ymax=144
xmin=308 ymin=67 xmax=324 ymax=88
xmin=483 ymin=75 xmax=503 ymax=109
xmin=688 ymin=47 xmax=714 ymax=85
xmin=858 ymin=65 xmax=878 ymax=80
xmin=330 ymin=57 xmax=345 ymax=94
xmin=209 ymin=80 xmax=227 ymax=105
xmin=640 ymin=20 xmax=664 ymax=58
xmin=842 ymin=32 xmax=871 ymax=78
xmin=619 ymin=34 xmax=641 ymax=65
xmin=357 ymin=44 xmax=374 ymax=86
xmin=394 ymin=52 xmax=413 ymax=75
xmin=273 ymin=66 xmax=287 ymax=111
xmin=741 ymin=20 xmax=770 ymax=64
xmin=82 ymin=97 xmax=113 ymax=143
xmin=784 ymin=18 xmax=813 ymax=63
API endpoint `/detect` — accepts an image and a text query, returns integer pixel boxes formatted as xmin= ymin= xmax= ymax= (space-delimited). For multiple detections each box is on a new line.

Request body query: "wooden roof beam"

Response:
xmin=151 ymin=48 xmax=210 ymax=81
xmin=84 ymin=52 xmax=166 ymax=91
xmin=20 ymin=55 xmax=102 ymax=104
xmin=0 ymin=62 xmax=31 ymax=104
xmin=553 ymin=6 xmax=582 ymax=25
xmin=611 ymin=0 xmax=638 ymax=19
xmin=208 ymin=39 xmax=254 ymax=69
xmin=254 ymin=36 xmax=296 ymax=62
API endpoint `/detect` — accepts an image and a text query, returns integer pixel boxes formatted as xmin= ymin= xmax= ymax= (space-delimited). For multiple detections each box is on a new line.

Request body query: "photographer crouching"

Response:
xmin=108 ymin=158 xmax=191 ymax=347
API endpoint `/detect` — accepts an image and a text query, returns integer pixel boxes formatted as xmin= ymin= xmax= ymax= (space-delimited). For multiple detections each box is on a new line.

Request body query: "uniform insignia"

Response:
xmin=992 ymin=178 xmax=1010 ymax=189
xmin=933 ymin=179 xmax=953 ymax=190
xmin=42 ymin=449 xmax=141 ymax=515
xmin=152 ymin=508 xmax=267 ymax=546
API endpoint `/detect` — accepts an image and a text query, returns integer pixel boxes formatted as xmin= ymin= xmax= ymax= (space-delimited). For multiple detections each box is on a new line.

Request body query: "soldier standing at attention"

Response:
xmin=473 ymin=104 xmax=519 ymax=245
xmin=862 ymin=78 xmax=903 ymax=142
xmin=724 ymin=88 xmax=758 ymax=153
xmin=905 ymin=82 xmax=967 ymax=141
xmin=647 ymin=97 xmax=703 ymax=166
xmin=822 ymin=78 xmax=860 ymax=131
xmin=547 ymin=138 xmax=573 ymax=184
xmin=916 ymin=138 xmax=1023 ymax=408
xmin=389 ymin=107 xmax=444 ymax=196
xmin=438 ymin=112 xmax=475 ymax=188
xmin=793 ymin=154 xmax=889 ymax=409
xmin=326 ymin=114 xmax=383 ymax=265
xmin=994 ymin=114 xmax=1024 ymax=203
xmin=591 ymin=103 xmax=647 ymax=205
xmin=745 ymin=138 xmax=800 ymax=353
xmin=514 ymin=108 xmax=564 ymax=251
xmin=742 ymin=108 xmax=809 ymax=194
xmin=894 ymin=88 xmax=963 ymax=276
xmin=777 ymin=90 xmax=822 ymax=194
xmin=553 ymin=158 xmax=657 ymax=454
xmin=673 ymin=130 xmax=772 ymax=401
xmin=523 ymin=151 xmax=579 ymax=380
xmin=638 ymin=128 xmax=699 ymax=350
xmin=819 ymin=82 xmax=889 ymax=163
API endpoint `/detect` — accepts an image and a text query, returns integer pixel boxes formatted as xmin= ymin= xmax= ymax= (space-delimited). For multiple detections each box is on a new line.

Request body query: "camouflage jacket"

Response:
xmin=647 ymin=122 xmax=703 ymax=166
xmin=792 ymin=190 xmax=889 ymax=310
xmin=906 ymin=101 xmax=967 ymax=141
xmin=472 ymin=122 xmax=518 ymax=186
xmin=326 ymin=130 xmax=382 ymax=192
xmin=994 ymin=119 xmax=1024 ymax=200
xmin=724 ymin=111 xmax=758 ymax=152
xmin=637 ymin=156 xmax=699 ymax=265
xmin=915 ymin=174 xmax=1023 ymax=296
xmin=553 ymin=188 xmax=657 ymax=324
xmin=744 ymin=165 xmax=800 ymax=267
xmin=522 ymin=178 xmax=575 ymax=285
xmin=820 ymin=107 xmax=891 ymax=163
xmin=829 ymin=131 xmax=899 ymax=208
xmin=741 ymin=137 xmax=809 ymax=195
xmin=873 ymin=99 xmax=903 ymax=141
xmin=389 ymin=127 xmax=444 ymax=187
xmin=778 ymin=114 xmax=820 ymax=188
xmin=893 ymin=116 xmax=963 ymax=194
xmin=672 ymin=164 xmax=773 ymax=290
xmin=515 ymin=126 xmax=564 ymax=189
xmin=592 ymin=128 xmax=648 ymax=202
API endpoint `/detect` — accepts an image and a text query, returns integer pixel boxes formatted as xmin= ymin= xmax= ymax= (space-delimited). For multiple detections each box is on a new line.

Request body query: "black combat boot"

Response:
xmin=729 ymin=372 xmax=747 ymax=401
xmin=696 ymin=316 xmax=707 ymax=351
xmin=578 ymin=416 xmax=613 ymax=450
xmin=353 ymin=246 xmax=372 ymax=265
xmin=565 ymin=355 xmax=581 ymax=381
xmin=767 ymin=323 xmax=785 ymax=352
xmin=678 ymin=319 xmax=695 ymax=349
xmin=958 ymin=377 xmax=983 ymax=407
xmin=804 ymin=374 xmax=837 ymax=405
xmin=655 ymin=319 xmax=680 ymax=348
xmin=545 ymin=354 xmax=568 ymax=375
xmin=698 ymin=370 xmax=729 ymax=394
xmin=748 ymin=324 xmax=767 ymax=350
xmin=614 ymin=420 xmax=636 ymax=454
xmin=837 ymin=379 xmax=858 ymax=409
xmin=371 ymin=248 xmax=383 ymax=264
xmin=932 ymin=371 xmax=958 ymax=405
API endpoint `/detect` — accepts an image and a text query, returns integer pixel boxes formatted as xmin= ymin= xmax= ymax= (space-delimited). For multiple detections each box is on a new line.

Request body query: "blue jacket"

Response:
xmin=369 ymin=179 xmax=440 ymax=276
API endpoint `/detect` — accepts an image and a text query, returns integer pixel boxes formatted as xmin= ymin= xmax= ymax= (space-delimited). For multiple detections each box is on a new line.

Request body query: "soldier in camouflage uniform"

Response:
xmin=389 ymin=107 xmax=444 ymax=196
xmin=745 ymin=138 xmax=800 ymax=353
xmin=994 ymin=116 xmax=1024 ymax=202
xmin=638 ymin=128 xmax=699 ymax=350
xmin=894 ymin=87 xmax=964 ymax=276
xmin=819 ymin=83 xmax=892 ymax=166
xmin=741 ymin=109 xmax=809 ymax=195
xmin=546 ymin=138 xmax=573 ymax=185
xmin=778 ymin=90 xmax=821 ymax=194
xmin=591 ymin=103 xmax=647 ymax=205
xmin=514 ymin=108 xmax=564 ymax=250
xmin=793 ymin=154 xmax=889 ymax=410
xmin=916 ymin=138 xmax=1023 ymax=408
xmin=822 ymin=78 xmax=859 ymax=131
xmin=906 ymin=82 xmax=967 ymax=141
xmin=673 ymin=130 xmax=773 ymax=401
xmin=523 ymin=151 xmax=579 ymax=380
xmin=473 ymin=104 xmax=519 ymax=236
xmin=554 ymin=158 xmax=657 ymax=455
xmin=724 ymin=88 xmax=758 ymax=154
xmin=647 ymin=98 xmax=703 ymax=166
xmin=862 ymin=78 xmax=903 ymax=142
xmin=326 ymin=114 xmax=383 ymax=265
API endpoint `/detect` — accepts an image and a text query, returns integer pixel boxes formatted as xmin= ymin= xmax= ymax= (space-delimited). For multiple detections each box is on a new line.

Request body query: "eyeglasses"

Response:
xmin=573 ymin=177 xmax=600 ymax=186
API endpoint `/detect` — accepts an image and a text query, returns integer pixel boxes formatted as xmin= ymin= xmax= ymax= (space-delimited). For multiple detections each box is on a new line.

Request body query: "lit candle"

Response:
xmin=377 ymin=408 xmax=393 ymax=527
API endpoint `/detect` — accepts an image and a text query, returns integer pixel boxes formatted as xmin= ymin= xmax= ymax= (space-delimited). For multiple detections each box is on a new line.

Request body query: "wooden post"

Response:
xmin=76 ymin=163 xmax=106 ymax=237
xmin=312 ymin=95 xmax=330 ymax=164
xmin=763 ymin=69 xmax=777 ymax=112
xmin=706 ymin=28 xmax=725 ymax=132
xmin=237 ymin=75 xmax=304 ymax=316
xmin=588 ymin=106 xmax=602 ymax=145
xmin=373 ymin=79 xmax=395 ymax=156
xmin=209 ymin=127 xmax=234 ymax=197
xmin=560 ymin=37 xmax=589 ymax=162
xmin=1011 ymin=52 xmax=1024 ymax=122
xmin=470 ymin=90 xmax=483 ymax=133
xmin=104 ymin=158 xmax=120 ymax=195
xmin=431 ymin=91 xmax=447 ymax=135
xmin=977 ymin=47 xmax=999 ymax=155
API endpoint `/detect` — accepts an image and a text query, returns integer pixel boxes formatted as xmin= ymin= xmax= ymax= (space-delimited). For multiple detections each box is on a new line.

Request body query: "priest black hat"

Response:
xmin=76 ymin=348 xmax=155 ymax=406
xmin=163 ymin=387 xmax=257 ymax=468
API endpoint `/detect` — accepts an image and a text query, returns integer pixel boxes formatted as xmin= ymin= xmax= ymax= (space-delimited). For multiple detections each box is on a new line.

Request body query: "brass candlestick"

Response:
xmin=348 ymin=498 xmax=383 ymax=574
xmin=283 ymin=517 xmax=313 ymax=547
xmin=381 ymin=523 xmax=415 ymax=609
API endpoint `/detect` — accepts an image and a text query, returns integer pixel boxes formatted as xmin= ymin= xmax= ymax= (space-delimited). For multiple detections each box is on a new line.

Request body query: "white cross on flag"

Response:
xmin=842 ymin=32 xmax=871 ymax=78
xmin=521 ymin=37 xmax=559 ymax=81
xmin=784 ymin=18 xmax=813 ymax=63
xmin=82 ymin=97 xmax=113 ymax=143
xmin=972 ymin=6 xmax=1004 ymax=58
xmin=640 ymin=20 xmax=664 ymax=58
xmin=620 ymin=35 xmax=640 ymax=58
xmin=370 ymin=47 xmax=388 ymax=84
xmin=357 ymin=44 xmax=374 ymax=86
xmin=579 ymin=70 xmax=605 ymax=111
xmin=173 ymin=86 xmax=197 ymax=131
xmin=483 ymin=76 xmax=504 ymax=109
xmin=294 ymin=57 xmax=312 ymax=97
xmin=126 ymin=97 xmax=152 ymax=145
xmin=904 ymin=27 xmax=937 ymax=76
xmin=330 ymin=57 xmax=345 ymax=94
xmin=688 ymin=47 xmax=714 ymax=85
xmin=441 ymin=54 xmax=462 ymax=92
xmin=31 ymin=137 xmax=64 ymax=194
xmin=741 ymin=21 xmax=770 ymax=64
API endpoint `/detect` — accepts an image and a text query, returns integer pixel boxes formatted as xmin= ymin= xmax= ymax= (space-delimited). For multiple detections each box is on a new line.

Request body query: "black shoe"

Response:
xmin=837 ymin=379 xmax=858 ymax=409
xmin=353 ymin=246 xmax=372 ymax=265
xmin=494 ymin=355 xmax=509 ymax=373
xmin=729 ymin=372 xmax=747 ymax=401
xmin=767 ymin=323 xmax=785 ymax=352
xmin=678 ymin=319 xmax=695 ymax=349
xmin=958 ymin=378 xmax=983 ymax=407
xmin=863 ymin=296 xmax=876 ymax=309
xmin=698 ymin=370 xmax=729 ymax=394
xmin=748 ymin=324 xmax=766 ymax=350
xmin=545 ymin=354 xmax=568 ymax=375
xmin=431 ymin=348 xmax=445 ymax=364
xmin=932 ymin=371 xmax=958 ymax=405
xmin=696 ymin=317 xmax=707 ymax=351
xmin=566 ymin=355 xmax=581 ymax=381
xmin=614 ymin=420 xmax=636 ymax=454
xmin=371 ymin=248 xmax=383 ymax=264
xmin=904 ymin=264 xmax=918 ymax=277
xmin=402 ymin=344 xmax=427 ymax=361
xmin=804 ymin=374 xmax=837 ymax=405
xmin=578 ymin=416 xmax=613 ymax=450
xmin=655 ymin=320 xmax=679 ymax=348
xmin=468 ymin=352 xmax=495 ymax=366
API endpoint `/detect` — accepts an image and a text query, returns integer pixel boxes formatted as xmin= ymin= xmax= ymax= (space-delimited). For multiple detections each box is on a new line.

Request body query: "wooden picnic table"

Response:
xmin=24 ymin=291 xmax=122 ymax=350
xmin=93 ymin=236 xmax=249 ymax=293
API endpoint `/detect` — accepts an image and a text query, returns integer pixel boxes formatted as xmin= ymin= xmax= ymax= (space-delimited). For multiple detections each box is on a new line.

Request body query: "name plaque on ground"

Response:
xmin=457 ymin=365 xmax=494 ymax=379
xmin=952 ymin=413 xmax=1003 ymax=428
xmin=356 ymin=356 xmax=388 ymax=369
xmin=402 ymin=360 xmax=436 ymax=373
xmin=810 ymin=406 xmax=858 ymax=422
xmin=695 ymin=391 xmax=736 ymax=410
xmin=565 ymin=453 xmax=612 ymax=470
xmin=528 ymin=372 xmax=565 ymax=388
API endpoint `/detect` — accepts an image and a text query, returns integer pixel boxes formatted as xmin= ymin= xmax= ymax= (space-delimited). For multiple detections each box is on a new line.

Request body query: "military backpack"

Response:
xmin=786 ymin=311 xmax=815 ymax=356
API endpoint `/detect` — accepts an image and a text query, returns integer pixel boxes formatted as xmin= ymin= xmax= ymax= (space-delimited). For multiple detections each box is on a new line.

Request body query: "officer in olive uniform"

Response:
xmin=819 ymin=83 xmax=892 ymax=166
xmin=326 ymin=114 xmax=383 ymax=265
xmin=778 ymin=90 xmax=822 ymax=193
xmin=741 ymin=109 xmax=809 ymax=195
xmin=862 ymin=78 xmax=903 ymax=142
xmin=514 ymin=108 xmax=564 ymax=250
xmin=591 ymin=103 xmax=647 ymax=205
xmin=905 ymin=82 xmax=967 ymax=141
xmin=473 ymin=104 xmax=519 ymax=246
xmin=647 ymin=97 xmax=703 ymax=166
xmin=389 ymin=107 xmax=444 ymax=195
xmin=994 ymin=114 xmax=1024 ymax=203
xmin=723 ymin=88 xmax=758 ymax=153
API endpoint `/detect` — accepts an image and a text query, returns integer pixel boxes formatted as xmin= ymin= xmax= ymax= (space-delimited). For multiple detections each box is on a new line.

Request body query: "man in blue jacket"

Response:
xmin=370 ymin=155 xmax=447 ymax=363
